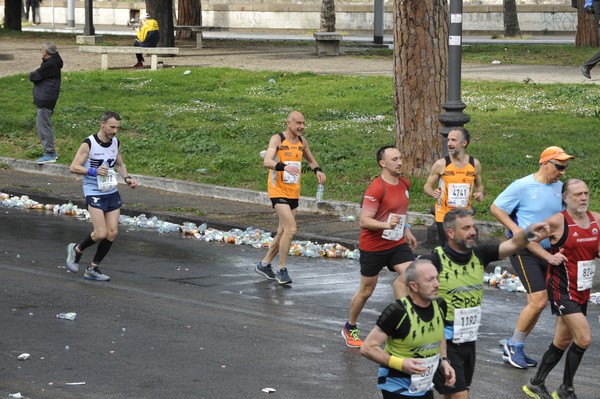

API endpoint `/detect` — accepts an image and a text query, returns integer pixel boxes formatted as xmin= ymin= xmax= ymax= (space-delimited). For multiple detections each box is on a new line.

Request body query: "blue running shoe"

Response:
xmin=255 ymin=261 xmax=275 ymax=280
xmin=504 ymin=338 xmax=528 ymax=369
xmin=503 ymin=348 xmax=538 ymax=367
xmin=36 ymin=153 xmax=57 ymax=164
xmin=275 ymin=268 xmax=292 ymax=285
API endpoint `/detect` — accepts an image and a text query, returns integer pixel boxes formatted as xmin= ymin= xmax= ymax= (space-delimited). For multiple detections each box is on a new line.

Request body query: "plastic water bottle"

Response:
xmin=316 ymin=183 xmax=325 ymax=202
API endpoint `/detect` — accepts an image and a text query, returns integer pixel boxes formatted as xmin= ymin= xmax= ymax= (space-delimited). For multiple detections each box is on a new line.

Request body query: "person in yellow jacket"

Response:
xmin=133 ymin=13 xmax=160 ymax=68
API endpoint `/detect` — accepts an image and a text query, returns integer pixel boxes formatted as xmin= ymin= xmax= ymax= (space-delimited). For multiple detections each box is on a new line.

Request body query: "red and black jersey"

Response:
xmin=548 ymin=210 xmax=599 ymax=304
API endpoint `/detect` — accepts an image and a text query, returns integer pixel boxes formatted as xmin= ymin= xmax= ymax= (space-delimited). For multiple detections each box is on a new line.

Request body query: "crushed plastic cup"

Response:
xmin=57 ymin=312 xmax=77 ymax=321
xmin=17 ymin=353 xmax=30 ymax=361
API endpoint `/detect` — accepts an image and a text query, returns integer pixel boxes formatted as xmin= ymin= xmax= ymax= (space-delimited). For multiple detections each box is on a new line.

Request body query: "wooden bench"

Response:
xmin=174 ymin=26 xmax=222 ymax=49
xmin=79 ymin=46 xmax=180 ymax=70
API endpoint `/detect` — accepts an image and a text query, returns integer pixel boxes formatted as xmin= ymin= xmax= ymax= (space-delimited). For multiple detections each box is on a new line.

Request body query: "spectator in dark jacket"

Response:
xmin=29 ymin=41 xmax=63 ymax=164
xmin=25 ymin=0 xmax=41 ymax=24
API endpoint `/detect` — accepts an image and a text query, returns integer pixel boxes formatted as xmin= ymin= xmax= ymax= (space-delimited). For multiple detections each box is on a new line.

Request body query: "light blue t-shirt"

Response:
xmin=493 ymin=174 xmax=563 ymax=248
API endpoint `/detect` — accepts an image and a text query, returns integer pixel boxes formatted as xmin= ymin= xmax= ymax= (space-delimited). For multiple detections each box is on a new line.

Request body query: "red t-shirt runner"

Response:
xmin=359 ymin=176 xmax=411 ymax=252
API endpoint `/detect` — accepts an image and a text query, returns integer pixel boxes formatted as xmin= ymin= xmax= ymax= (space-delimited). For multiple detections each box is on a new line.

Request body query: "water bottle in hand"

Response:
xmin=316 ymin=183 xmax=325 ymax=202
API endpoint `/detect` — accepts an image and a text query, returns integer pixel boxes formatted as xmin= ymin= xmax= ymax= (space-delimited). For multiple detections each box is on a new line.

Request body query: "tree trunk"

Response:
xmin=393 ymin=0 xmax=447 ymax=177
xmin=575 ymin=0 xmax=599 ymax=46
xmin=4 ymin=0 xmax=23 ymax=30
xmin=146 ymin=0 xmax=175 ymax=47
xmin=503 ymin=0 xmax=521 ymax=37
xmin=177 ymin=0 xmax=202 ymax=39
xmin=320 ymin=0 xmax=336 ymax=32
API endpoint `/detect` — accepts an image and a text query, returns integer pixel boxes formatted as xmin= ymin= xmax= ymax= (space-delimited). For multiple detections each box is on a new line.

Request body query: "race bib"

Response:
xmin=452 ymin=306 xmax=481 ymax=344
xmin=448 ymin=183 xmax=470 ymax=208
xmin=97 ymin=169 xmax=118 ymax=192
xmin=382 ymin=213 xmax=406 ymax=241
xmin=282 ymin=161 xmax=301 ymax=184
xmin=577 ymin=260 xmax=595 ymax=291
xmin=408 ymin=355 xmax=439 ymax=394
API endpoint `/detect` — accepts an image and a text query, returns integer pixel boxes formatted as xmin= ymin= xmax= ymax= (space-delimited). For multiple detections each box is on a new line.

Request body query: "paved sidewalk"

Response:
xmin=18 ymin=24 xmax=594 ymax=84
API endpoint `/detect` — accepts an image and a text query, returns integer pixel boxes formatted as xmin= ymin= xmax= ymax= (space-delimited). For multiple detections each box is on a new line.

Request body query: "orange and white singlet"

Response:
xmin=434 ymin=155 xmax=477 ymax=223
xmin=267 ymin=132 xmax=304 ymax=199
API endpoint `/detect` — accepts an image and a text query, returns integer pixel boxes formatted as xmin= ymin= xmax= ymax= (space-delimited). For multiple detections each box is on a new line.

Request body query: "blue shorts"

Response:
xmin=86 ymin=191 xmax=122 ymax=213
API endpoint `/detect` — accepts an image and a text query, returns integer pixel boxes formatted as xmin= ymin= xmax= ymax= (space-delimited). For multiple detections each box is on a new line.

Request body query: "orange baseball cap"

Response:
xmin=539 ymin=146 xmax=574 ymax=164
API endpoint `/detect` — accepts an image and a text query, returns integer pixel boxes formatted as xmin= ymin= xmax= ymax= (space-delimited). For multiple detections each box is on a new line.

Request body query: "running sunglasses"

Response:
xmin=548 ymin=160 xmax=568 ymax=171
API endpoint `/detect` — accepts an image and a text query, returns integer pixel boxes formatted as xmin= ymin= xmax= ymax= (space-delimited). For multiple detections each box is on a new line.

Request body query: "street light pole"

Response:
xmin=374 ymin=0 xmax=384 ymax=45
xmin=438 ymin=0 xmax=469 ymax=157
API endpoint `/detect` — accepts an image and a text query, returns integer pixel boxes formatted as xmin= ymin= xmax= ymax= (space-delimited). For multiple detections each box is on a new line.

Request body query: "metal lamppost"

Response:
xmin=374 ymin=0 xmax=384 ymax=45
xmin=438 ymin=0 xmax=469 ymax=157
xmin=84 ymin=0 xmax=95 ymax=36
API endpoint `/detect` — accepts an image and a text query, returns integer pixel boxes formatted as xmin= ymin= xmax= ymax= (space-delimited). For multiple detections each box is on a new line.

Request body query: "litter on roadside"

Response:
xmin=1 ymin=192 xmax=360 ymax=260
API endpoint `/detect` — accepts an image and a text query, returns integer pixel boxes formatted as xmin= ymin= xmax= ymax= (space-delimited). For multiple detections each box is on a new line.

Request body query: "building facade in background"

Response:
xmin=0 ymin=0 xmax=577 ymax=34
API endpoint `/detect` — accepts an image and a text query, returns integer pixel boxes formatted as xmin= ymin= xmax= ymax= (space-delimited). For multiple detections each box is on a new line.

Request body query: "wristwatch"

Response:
xmin=441 ymin=357 xmax=451 ymax=365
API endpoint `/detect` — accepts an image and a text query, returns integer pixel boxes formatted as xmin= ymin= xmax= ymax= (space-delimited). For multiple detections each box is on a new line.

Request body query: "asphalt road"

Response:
xmin=2 ymin=207 xmax=600 ymax=399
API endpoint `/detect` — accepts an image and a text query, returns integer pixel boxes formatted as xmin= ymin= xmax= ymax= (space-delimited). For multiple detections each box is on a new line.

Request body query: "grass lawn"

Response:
xmin=1 ymin=30 xmax=599 ymax=221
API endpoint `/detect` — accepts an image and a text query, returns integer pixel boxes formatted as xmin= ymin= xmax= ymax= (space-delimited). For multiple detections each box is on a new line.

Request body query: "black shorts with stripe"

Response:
xmin=509 ymin=249 xmax=548 ymax=294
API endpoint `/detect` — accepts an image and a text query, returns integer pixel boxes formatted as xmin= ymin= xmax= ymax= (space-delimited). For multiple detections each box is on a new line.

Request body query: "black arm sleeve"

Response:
xmin=474 ymin=244 xmax=501 ymax=266
xmin=376 ymin=300 xmax=411 ymax=340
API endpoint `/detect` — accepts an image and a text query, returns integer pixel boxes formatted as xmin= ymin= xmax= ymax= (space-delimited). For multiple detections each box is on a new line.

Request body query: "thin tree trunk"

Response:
xmin=177 ymin=0 xmax=202 ymax=39
xmin=503 ymin=0 xmax=521 ymax=37
xmin=320 ymin=0 xmax=336 ymax=32
xmin=393 ymin=0 xmax=447 ymax=177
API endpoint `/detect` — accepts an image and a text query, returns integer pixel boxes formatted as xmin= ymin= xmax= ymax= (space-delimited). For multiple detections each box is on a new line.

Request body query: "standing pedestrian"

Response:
xmin=423 ymin=127 xmax=484 ymax=245
xmin=65 ymin=111 xmax=137 ymax=282
xmin=25 ymin=0 xmax=41 ymax=24
xmin=341 ymin=145 xmax=417 ymax=348
xmin=360 ymin=259 xmax=456 ymax=399
xmin=523 ymin=179 xmax=599 ymax=399
xmin=29 ymin=41 xmax=63 ymax=164
xmin=255 ymin=111 xmax=326 ymax=285
xmin=418 ymin=208 xmax=549 ymax=398
xmin=581 ymin=0 xmax=600 ymax=79
xmin=490 ymin=146 xmax=574 ymax=369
